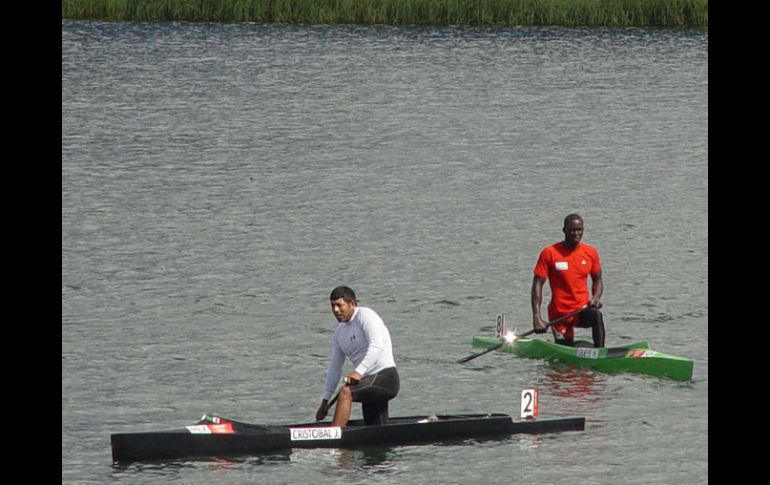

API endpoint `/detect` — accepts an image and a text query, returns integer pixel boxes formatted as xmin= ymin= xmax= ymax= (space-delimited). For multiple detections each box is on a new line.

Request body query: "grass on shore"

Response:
xmin=62 ymin=0 xmax=708 ymax=27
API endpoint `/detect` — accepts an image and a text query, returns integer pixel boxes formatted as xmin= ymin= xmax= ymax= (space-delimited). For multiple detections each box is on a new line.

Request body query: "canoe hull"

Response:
xmin=111 ymin=413 xmax=585 ymax=463
xmin=471 ymin=336 xmax=693 ymax=381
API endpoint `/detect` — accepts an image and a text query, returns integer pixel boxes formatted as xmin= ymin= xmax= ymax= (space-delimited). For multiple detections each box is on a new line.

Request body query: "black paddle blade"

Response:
xmin=457 ymin=342 xmax=505 ymax=363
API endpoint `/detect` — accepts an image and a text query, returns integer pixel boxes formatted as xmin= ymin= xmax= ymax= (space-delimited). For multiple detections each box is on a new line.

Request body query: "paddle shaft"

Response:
xmin=457 ymin=305 xmax=589 ymax=364
xmin=326 ymin=376 xmax=359 ymax=410
xmin=515 ymin=304 xmax=589 ymax=340
xmin=327 ymin=389 xmax=342 ymax=408
xmin=457 ymin=341 xmax=505 ymax=363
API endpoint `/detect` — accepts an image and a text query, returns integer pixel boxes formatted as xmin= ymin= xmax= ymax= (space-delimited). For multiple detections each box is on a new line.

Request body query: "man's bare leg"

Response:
xmin=332 ymin=386 xmax=352 ymax=427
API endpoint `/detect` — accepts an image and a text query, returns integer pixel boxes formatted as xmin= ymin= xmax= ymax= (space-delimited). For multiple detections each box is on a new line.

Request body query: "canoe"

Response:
xmin=471 ymin=336 xmax=693 ymax=381
xmin=111 ymin=412 xmax=585 ymax=463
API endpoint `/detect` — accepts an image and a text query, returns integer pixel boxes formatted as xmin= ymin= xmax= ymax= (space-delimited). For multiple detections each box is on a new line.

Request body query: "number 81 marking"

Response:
xmin=496 ymin=314 xmax=507 ymax=338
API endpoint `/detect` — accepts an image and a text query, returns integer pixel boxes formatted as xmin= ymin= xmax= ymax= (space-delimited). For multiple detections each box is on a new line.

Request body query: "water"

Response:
xmin=62 ymin=21 xmax=707 ymax=483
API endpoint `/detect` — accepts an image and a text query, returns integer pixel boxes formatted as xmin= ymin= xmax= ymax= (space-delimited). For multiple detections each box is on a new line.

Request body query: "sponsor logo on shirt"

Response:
xmin=555 ymin=261 xmax=568 ymax=270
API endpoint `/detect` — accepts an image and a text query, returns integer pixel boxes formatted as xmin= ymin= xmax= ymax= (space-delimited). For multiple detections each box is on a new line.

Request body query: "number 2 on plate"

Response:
xmin=521 ymin=389 xmax=539 ymax=419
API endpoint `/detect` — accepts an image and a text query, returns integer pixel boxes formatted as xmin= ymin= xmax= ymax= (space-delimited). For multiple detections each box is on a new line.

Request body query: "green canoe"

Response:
xmin=471 ymin=336 xmax=693 ymax=381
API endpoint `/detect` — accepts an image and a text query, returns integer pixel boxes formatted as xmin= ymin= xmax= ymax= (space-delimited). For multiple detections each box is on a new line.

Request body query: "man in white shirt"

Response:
xmin=315 ymin=286 xmax=400 ymax=427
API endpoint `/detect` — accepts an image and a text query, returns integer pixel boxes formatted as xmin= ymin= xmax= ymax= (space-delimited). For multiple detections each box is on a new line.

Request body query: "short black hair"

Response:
xmin=330 ymin=286 xmax=357 ymax=303
xmin=563 ymin=213 xmax=583 ymax=228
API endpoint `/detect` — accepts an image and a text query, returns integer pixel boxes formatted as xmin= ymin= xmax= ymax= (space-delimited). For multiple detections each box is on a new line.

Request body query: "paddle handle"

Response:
xmin=518 ymin=305 xmax=589 ymax=339
xmin=326 ymin=376 xmax=359 ymax=408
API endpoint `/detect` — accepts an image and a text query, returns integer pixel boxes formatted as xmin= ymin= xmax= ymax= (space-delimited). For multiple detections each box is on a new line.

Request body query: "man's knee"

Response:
xmin=579 ymin=308 xmax=604 ymax=327
xmin=339 ymin=386 xmax=353 ymax=402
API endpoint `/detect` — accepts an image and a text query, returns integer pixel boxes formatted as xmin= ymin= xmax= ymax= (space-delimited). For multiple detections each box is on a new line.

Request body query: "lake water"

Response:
xmin=62 ymin=20 xmax=707 ymax=484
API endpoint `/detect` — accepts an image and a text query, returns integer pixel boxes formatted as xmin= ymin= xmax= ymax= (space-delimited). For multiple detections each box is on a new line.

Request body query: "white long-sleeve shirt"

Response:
xmin=321 ymin=306 xmax=396 ymax=401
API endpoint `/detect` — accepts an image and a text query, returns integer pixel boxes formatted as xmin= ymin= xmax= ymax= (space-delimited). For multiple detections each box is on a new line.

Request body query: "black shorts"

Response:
xmin=554 ymin=307 xmax=605 ymax=347
xmin=349 ymin=367 xmax=400 ymax=425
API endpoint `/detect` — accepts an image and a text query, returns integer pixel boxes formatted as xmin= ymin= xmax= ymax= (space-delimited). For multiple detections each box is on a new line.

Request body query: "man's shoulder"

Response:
xmin=541 ymin=242 xmax=562 ymax=254
xmin=357 ymin=306 xmax=378 ymax=317
xmin=356 ymin=306 xmax=383 ymax=322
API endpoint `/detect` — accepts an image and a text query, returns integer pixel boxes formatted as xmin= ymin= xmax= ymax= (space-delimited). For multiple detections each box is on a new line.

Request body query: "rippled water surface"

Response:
xmin=62 ymin=21 xmax=707 ymax=484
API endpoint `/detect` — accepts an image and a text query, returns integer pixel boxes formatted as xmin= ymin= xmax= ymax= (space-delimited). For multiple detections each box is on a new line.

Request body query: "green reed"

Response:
xmin=61 ymin=0 xmax=708 ymax=27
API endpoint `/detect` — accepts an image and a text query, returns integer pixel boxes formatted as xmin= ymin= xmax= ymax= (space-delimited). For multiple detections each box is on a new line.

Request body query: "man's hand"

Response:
xmin=315 ymin=400 xmax=329 ymax=421
xmin=346 ymin=371 xmax=362 ymax=385
xmin=533 ymin=316 xmax=548 ymax=334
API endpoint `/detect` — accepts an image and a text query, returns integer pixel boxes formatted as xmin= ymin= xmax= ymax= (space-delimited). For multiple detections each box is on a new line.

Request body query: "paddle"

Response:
xmin=327 ymin=386 xmax=343 ymax=409
xmin=457 ymin=305 xmax=589 ymax=364
xmin=322 ymin=376 xmax=359 ymax=417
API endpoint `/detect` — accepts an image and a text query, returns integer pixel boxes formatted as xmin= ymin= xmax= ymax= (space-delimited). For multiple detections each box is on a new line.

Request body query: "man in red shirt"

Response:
xmin=531 ymin=214 xmax=605 ymax=347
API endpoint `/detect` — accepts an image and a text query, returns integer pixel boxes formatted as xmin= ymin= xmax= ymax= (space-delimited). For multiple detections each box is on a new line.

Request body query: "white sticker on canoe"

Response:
xmin=290 ymin=427 xmax=342 ymax=441
xmin=628 ymin=349 xmax=658 ymax=358
xmin=576 ymin=348 xmax=599 ymax=359
xmin=186 ymin=423 xmax=234 ymax=434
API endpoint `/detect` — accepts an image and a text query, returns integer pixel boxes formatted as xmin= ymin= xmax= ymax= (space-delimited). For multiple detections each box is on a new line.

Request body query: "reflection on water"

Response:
xmin=111 ymin=451 xmax=292 ymax=477
xmin=515 ymin=433 xmax=543 ymax=450
xmin=110 ymin=460 xmax=198 ymax=479
xmin=291 ymin=446 xmax=401 ymax=477
xmin=211 ymin=452 xmax=292 ymax=467
xmin=536 ymin=364 xmax=619 ymax=417
xmin=331 ymin=446 xmax=399 ymax=472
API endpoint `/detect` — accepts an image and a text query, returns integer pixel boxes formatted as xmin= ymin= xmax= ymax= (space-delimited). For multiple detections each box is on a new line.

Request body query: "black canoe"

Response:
xmin=111 ymin=413 xmax=585 ymax=463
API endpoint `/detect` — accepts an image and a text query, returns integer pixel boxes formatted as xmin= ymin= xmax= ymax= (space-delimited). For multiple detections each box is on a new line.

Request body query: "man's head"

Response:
xmin=562 ymin=213 xmax=584 ymax=247
xmin=330 ymin=286 xmax=357 ymax=322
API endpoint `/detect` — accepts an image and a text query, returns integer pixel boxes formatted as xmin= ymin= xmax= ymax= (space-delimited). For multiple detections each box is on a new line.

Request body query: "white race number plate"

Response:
xmin=290 ymin=427 xmax=342 ymax=441
xmin=575 ymin=348 xmax=599 ymax=359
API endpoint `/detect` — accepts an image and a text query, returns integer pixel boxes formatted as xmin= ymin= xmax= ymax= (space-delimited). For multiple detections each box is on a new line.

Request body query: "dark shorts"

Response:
xmin=553 ymin=308 xmax=605 ymax=348
xmin=349 ymin=367 xmax=400 ymax=425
